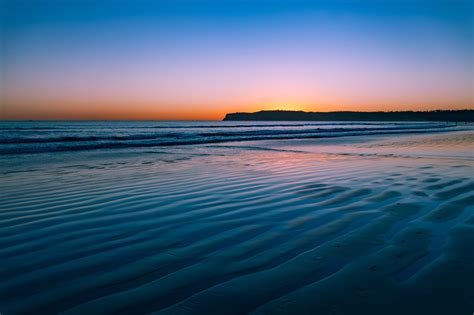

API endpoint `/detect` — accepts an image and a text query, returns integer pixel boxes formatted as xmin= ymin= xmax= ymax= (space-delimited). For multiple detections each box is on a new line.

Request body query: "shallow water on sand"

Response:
xmin=0 ymin=126 xmax=473 ymax=315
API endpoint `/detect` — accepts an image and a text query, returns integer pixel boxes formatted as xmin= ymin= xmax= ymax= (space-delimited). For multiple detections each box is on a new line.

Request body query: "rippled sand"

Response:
xmin=1 ymin=130 xmax=473 ymax=314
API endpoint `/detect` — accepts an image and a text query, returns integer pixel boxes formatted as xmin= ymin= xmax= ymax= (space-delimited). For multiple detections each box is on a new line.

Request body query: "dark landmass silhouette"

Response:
xmin=223 ymin=110 xmax=474 ymax=122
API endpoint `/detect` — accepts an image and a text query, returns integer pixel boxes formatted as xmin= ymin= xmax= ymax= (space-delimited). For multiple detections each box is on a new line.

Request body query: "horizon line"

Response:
xmin=2 ymin=108 xmax=474 ymax=122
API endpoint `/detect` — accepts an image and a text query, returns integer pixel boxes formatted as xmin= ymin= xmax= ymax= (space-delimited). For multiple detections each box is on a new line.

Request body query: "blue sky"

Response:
xmin=2 ymin=0 xmax=473 ymax=119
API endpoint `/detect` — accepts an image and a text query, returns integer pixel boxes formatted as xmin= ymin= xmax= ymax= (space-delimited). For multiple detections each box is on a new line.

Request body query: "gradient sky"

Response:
xmin=1 ymin=0 xmax=473 ymax=120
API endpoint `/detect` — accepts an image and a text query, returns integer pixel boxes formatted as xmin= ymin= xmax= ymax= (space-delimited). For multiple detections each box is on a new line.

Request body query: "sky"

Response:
xmin=1 ymin=0 xmax=473 ymax=120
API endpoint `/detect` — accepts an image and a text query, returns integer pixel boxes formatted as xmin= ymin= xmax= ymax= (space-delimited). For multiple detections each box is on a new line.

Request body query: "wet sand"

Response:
xmin=0 ymin=130 xmax=473 ymax=314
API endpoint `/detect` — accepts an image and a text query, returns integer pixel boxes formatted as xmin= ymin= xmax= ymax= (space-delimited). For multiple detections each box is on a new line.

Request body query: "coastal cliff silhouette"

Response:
xmin=223 ymin=110 xmax=474 ymax=122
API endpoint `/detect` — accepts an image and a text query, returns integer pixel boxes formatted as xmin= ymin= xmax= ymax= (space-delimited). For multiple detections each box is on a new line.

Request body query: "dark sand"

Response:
xmin=0 ymin=130 xmax=473 ymax=314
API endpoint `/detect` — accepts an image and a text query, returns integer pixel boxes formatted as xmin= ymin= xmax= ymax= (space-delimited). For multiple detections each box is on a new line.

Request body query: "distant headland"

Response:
xmin=223 ymin=110 xmax=474 ymax=122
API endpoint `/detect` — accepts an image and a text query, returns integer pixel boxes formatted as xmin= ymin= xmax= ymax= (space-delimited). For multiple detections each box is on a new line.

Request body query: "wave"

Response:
xmin=0 ymin=124 xmax=460 ymax=155
xmin=0 ymin=124 xmax=448 ymax=144
xmin=0 ymin=134 xmax=183 ymax=144
xmin=0 ymin=121 xmax=453 ymax=131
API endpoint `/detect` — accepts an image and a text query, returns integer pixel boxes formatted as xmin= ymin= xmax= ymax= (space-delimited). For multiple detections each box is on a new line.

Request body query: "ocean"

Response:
xmin=0 ymin=120 xmax=461 ymax=155
xmin=1 ymin=121 xmax=473 ymax=315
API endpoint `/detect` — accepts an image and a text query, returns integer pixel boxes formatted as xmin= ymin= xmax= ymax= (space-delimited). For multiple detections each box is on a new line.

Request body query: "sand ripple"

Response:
xmin=0 ymin=134 xmax=473 ymax=315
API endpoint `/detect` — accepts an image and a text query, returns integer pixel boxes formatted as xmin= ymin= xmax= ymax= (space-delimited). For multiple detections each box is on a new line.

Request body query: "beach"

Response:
xmin=0 ymin=122 xmax=473 ymax=314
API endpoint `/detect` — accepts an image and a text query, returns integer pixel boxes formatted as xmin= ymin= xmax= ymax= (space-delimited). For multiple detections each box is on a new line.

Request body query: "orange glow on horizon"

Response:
xmin=2 ymin=97 xmax=473 ymax=120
